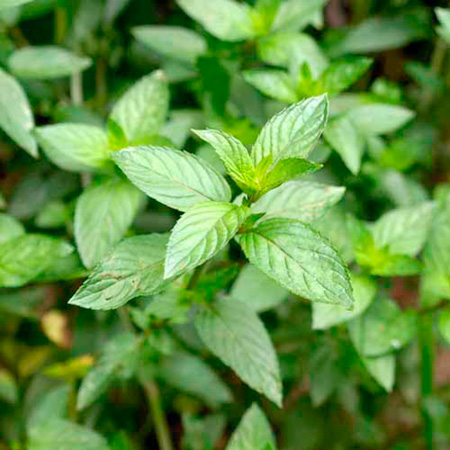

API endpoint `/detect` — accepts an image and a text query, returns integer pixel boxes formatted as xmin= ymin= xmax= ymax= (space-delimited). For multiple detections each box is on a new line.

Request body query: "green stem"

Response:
xmin=141 ymin=380 xmax=174 ymax=450
xmin=418 ymin=312 xmax=434 ymax=450
xmin=54 ymin=0 xmax=68 ymax=44
xmin=96 ymin=56 xmax=108 ymax=112
xmin=419 ymin=38 xmax=447 ymax=113
xmin=70 ymin=72 xmax=83 ymax=106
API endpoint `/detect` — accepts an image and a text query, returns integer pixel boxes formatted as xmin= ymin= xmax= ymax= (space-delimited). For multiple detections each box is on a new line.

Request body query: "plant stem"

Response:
xmin=70 ymin=72 xmax=83 ymax=106
xmin=418 ymin=311 xmax=434 ymax=450
xmin=141 ymin=380 xmax=174 ymax=450
xmin=54 ymin=0 xmax=68 ymax=44
xmin=96 ymin=56 xmax=108 ymax=112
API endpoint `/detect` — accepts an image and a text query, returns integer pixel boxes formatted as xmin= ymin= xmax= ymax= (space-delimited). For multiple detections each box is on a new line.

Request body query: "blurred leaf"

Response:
xmin=9 ymin=46 xmax=92 ymax=79
xmin=0 ymin=213 xmax=25 ymax=244
xmin=361 ymin=354 xmax=396 ymax=392
xmin=0 ymin=368 xmax=18 ymax=404
xmin=436 ymin=8 xmax=450 ymax=44
xmin=243 ymin=70 xmax=297 ymax=103
xmin=41 ymin=310 xmax=71 ymax=348
xmin=0 ymin=0 xmax=34 ymax=9
xmin=183 ymin=414 xmax=226 ymax=450
xmin=195 ymin=298 xmax=282 ymax=406
xmin=0 ymin=68 xmax=37 ymax=156
xmin=43 ymin=355 xmax=94 ymax=379
xmin=74 ymin=177 xmax=143 ymax=268
xmin=69 ymin=234 xmax=170 ymax=310
xmin=272 ymin=0 xmax=326 ymax=32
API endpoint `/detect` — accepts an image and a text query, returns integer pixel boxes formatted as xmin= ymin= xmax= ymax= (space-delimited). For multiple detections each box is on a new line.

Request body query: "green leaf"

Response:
xmin=438 ymin=309 xmax=450 ymax=345
xmin=371 ymin=202 xmax=434 ymax=257
xmin=69 ymin=234 xmax=170 ymax=310
xmin=132 ymin=25 xmax=207 ymax=63
xmin=110 ymin=71 xmax=169 ymax=144
xmin=361 ymin=354 xmax=396 ymax=392
xmin=27 ymin=418 xmax=109 ymax=450
xmin=252 ymin=95 xmax=329 ymax=165
xmin=260 ymin=157 xmax=322 ymax=193
xmin=226 ymin=404 xmax=276 ymax=450
xmin=159 ymin=351 xmax=233 ymax=408
xmin=0 ymin=0 xmax=34 ymax=10
xmin=195 ymin=298 xmax=282 ymax=406
xmin=243 ymin=70 xmax=297 ymax=103
xmin=312 ymin=273 xmax=377 ymax=330
xmin=0 ymin=213 xmax=25 ymax=244
xmin=0 ymin=68 xmax=37 ymax=157
xmin=35 ymin=124 xmax=111 ymax=173
xmin=0 ymin=235 xmax=73 ymax=287
xmin=193 ymin=129 xmax=257 ymax=193
xmin=112 ymin=146 xmax=231 ymax=211
xmin=436 ymin=8 xmax=450 ymax=44
xmin=77 ymin=333 xmax=139 ymax=409
xmin=239 ymin=218 xmax=353 ymax=307
xmin=271 ymin=0 xmax=327 ymax=32
xmin=0 ymin=368 xmax=18 ymax=404
xmin=347 ymin=103 xmax=415 ymax=135
xmin=74 ymin=178 xmax=143 ymax=268
xmin=315 ymin=58 xmax=373 ymax=97
xmin=331 ymin=15 xmax=428 ymax=55
xmin=9 ymin=46 xmax=92 ymax=79
xmin=165 ymin=202 xmax=248 ymax=279
xmin=348 ymin=299 xmax=416 ymax=357
xmin=324 ymin=115 xmax=365 ymax=174
xmin=230 ymin=264 xmax=288 ymax=312
xmin=176 ymin=0 xmax=256 ymax=42
xmin=252 ymin=180 xmax=345 ymax=222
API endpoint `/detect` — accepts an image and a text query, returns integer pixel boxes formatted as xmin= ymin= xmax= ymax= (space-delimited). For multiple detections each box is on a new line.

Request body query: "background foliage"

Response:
xmin=1 ymin=0 xmax=450 ymax=449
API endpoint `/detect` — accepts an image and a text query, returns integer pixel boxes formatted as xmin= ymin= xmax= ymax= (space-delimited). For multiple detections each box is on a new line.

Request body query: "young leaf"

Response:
xmin=9 ymin=46 xmax=92 ymax=79
xmin=371 ymin=202 xmax=434 ymax=257
xmin=0 ymin=235 xmax=73 ymax=288
xmin=110 ymin=71 xmax=169 ymax=144
xmin=226 ymin=404 xmax=277 ymax=450
xmin=132 ymin=25 xmax=207 ymax=63
xmin=69 ymin=234 xmax=170 ymax=310
xmin=347 ymin=104 xmax=415 ymax=135
xmin=0 ymin=68 xmax=37 ymax=157
xmin=252 ymin=180 xmax=345 ymax=222
xmin=324 ymin=115 xmax=364 ymax=174
xmin=230 ymin=264 xmax=288 ymax=312
xmin=251 ymin=95 xmax=329 ymax=165
xmin=312 ymin=273 xmax=377 ymax=330
xmin=195 ymin=298 xmax=283 ymax=406
xmin=159 ymin=351 xmax=233 ymax=408
xmin=176 ymin=0 xmax=256 ymax=42
xmin=239 ymin=218 xmax=353 ymax=307
xmin=348 ymin=299 xmax=416 ymax=357
xmin=74 ymin=178 xmax=143 ymax=268
xmin=243 ymin=70 xmax=297 ymax=103
xmin=193 ymin=129 xmax=257 ymax=193
xmin=112 ymin=146 xmax=231 ymax=211
xmin=35 ymin=124 xmax=111 ymax=173
xmin=361 ymin=354 xmax=396 ymax=392
xmin=27 ymin=418 xmax=109 ymax=450
xmin=165 ymin=202 xmax=248 ymax=279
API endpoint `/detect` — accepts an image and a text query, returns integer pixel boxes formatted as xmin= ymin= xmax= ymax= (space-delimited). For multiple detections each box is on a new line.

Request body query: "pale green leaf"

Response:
xmin=159 ymin=351 xmax=233 ymax=407
xmin=77 ymin=364 xmax=116 ymax=411
xmin=361 ymin=354 xmax=395 ymax=392
xmin=347 ymin=104 xmax=415 ymax=135
xmin=436 ymin=8 xmax=450 ymax=44
xmin=348 ymin=299 xmax=416 ymax=357
xmin=324 ymin=115 xmax=364 ymax=174
xmin=176 ymin=0 xmax=256 ymax=42
xmin=243 ymin=70 xmax=297 ymax=103
xmin=195 ymin=298 xmax=282 ymax=406
xmin=239 ymin=218 xmax=353 ymax=307
xmin=35 ymin=124 xmax=111 ymax=173
xmin=74 ymin=178 xmax=143 ymax=268
xmin=0 ymin=213 xmax=25 ymax=244
xmin=252 ymin=180 xmax=345 ymax=222
xmin=0 ymin=235 xmax=73 ymax=287
xmin=0 ymin=368 xmax=18 ymax=404
xmin=0 ymin=68 xmax=37 ymax=157
xmin=69 ymin=234 xmax=170 ymax=310
xmin=312 ymin=273 xmax=377 ymax=330
xmin=272 ymin=0 xmax=327 ymax=32
xmin=193 ymin=129 xmax=257 ymax=193
xmin=252 ymin=95 xmax=329 ymax=165
xmin=371 ymin=202 xmax=434 ymax=257
xmin=112 ymin=146 xmax=231 ymax=211
xmin=230 ymin=264 xmax=288 ymax=312
xmin=27 ymin=418 xmax=109 ymax=450
xmin=165 ymin=202 xmax=248 ymax=279
xmin=110 ymin=71 xmax=169 ymax=143
xmin=132 ymin=25 xmax=207 ymax=63
xmin=9 ymin=46 xmax=92 ymax=79
xmin=226 ymin=404 xmax=276 ymax=450
xmin=0 ymin=0 xmax=34 ymax=10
